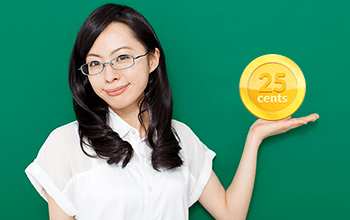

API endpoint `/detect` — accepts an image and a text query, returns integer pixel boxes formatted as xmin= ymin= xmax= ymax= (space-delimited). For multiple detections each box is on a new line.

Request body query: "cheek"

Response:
xmin=128 ymin=67 xmax=150 ymax=87
xmin=88 ymin=77 xmax=103 ymax=95
xmin=136 ymin=73 xmax=150 ymax=92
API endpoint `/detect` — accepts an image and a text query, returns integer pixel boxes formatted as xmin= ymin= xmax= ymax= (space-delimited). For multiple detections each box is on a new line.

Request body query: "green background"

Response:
xmin=1 ymin=0 xmax=349 ymax=219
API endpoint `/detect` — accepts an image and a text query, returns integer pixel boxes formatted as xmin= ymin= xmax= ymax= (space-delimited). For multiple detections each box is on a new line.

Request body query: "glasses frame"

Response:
xmin=79 ymin=50 xmax=150 ymax=76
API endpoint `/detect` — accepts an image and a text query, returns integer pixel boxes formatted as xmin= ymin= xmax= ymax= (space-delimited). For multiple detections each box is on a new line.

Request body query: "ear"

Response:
xmin=148 ymin=48 xmax=160 ymax=73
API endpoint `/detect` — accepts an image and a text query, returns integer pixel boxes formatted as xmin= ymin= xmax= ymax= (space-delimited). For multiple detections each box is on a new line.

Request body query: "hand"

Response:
xmin=249 ymin=113 xmax=319 ymax=142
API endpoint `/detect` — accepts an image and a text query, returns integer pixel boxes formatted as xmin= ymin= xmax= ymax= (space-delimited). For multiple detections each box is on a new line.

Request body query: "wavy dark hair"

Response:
xmin=68 ymin=4 xmax=183 ymax=170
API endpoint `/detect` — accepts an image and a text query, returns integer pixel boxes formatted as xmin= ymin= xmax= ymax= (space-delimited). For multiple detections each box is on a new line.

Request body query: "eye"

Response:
xmin=115 ymin=55 xmax=132 ymax=62
xmin=88 ymin=61 xmax=101 ymax=67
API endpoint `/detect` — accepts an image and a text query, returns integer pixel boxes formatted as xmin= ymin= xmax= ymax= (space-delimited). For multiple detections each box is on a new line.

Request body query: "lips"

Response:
xmin=105 ymin=84 xmax=129 ymax=96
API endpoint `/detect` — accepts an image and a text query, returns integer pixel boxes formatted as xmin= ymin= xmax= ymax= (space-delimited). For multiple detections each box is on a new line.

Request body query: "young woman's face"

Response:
xmin=86 ymin=22 xmax=159 ymax=114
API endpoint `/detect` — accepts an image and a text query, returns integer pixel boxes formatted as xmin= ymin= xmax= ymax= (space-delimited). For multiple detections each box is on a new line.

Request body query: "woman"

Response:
xmin=25 ymin=4 xmax=319 ymax=220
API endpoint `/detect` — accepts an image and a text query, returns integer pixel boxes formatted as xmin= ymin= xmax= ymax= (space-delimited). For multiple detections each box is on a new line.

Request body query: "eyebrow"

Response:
xmin=86 ymin=46 xmax=133 ymax=58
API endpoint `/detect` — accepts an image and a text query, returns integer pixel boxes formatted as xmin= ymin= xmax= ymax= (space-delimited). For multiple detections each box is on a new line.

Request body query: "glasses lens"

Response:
xmin=81 ymin=62 xmax=103 ymax=75
xmin=87 ymin=61 xmax=103 ymax=75
xmin=111 ymin=55 xmax=134 ymax=70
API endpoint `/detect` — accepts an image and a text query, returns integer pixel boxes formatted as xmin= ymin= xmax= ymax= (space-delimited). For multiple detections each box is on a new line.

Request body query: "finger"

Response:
xmin=300 ymin=113 xmax=319 ymax=123
xmin=288 ymin=119 xmax=307 ymax=128
xmin=289 ymin=120 xmax=307 ymax=129
xmin=289 ymin=114 xmax=319 ymax=127
xmin=289 ymin=113 xmax=319 ymax=122
xmin=310 ymin=113 xmax=319 ymax=121
xmin=282 ymin=116 xmax=292 ymax=121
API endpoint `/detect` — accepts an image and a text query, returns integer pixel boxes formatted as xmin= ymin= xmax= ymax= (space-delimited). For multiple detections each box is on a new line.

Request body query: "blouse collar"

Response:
xmin=108 ymin=108 xmax=133 ymax=138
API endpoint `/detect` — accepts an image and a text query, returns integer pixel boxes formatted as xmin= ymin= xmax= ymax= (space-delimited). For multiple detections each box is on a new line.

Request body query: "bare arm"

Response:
xmin=199 ymin=114 xmax=319 ymax=220
xmin=47 ymin=194 xmax=75 ymax=220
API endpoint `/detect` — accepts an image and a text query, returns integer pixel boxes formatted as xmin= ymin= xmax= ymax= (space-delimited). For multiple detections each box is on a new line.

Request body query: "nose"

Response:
xmin=103 ymin=62 xmax=120 ymax=83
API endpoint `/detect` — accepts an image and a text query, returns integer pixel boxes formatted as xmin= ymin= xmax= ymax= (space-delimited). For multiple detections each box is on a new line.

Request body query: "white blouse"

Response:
xmin=25 ymin=109 xmax=215 ymax=220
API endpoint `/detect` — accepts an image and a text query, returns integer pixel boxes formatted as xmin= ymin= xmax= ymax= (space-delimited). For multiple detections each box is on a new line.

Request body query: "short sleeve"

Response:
xmin=172 ymin=120 xmax=216 ymax=207
xmin=25 ymin=122 xmax=90 ymax=217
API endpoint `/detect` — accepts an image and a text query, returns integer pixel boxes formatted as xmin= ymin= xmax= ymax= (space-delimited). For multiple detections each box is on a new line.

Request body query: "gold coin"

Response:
xmin=239 ymin=54 xmax=306 ymax=120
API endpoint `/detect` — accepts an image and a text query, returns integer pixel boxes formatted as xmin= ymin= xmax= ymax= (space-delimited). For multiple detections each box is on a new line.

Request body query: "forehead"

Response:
xmin=88 ymin=22 xmax=144 ymax=56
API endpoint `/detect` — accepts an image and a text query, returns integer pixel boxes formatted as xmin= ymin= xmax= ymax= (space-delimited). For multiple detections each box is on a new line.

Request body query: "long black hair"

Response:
xmin=68 ymin=4 xmax=183 ymax=170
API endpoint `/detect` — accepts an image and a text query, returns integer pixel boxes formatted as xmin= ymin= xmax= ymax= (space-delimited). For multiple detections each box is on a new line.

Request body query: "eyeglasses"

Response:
xmin=79 ymin=50 xmax=149 ymax=76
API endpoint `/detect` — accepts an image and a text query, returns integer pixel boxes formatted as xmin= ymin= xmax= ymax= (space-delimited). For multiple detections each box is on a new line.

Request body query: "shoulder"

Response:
xmin=171 ymin=119 xmax=199 ymax=141
xmin=171 ymin=119 xmax=204 ymax=153
xmin=48 ymin=121 xmax=79 ymax=142
xmin=171 ymin=120 xmax=215 ymax=170
xmin=37 ymin=121 xmax=92 ymax=168
xmin=43 ymin=121 xmax=80 ymax=153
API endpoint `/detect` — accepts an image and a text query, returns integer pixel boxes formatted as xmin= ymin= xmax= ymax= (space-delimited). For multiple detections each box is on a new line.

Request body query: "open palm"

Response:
xmin=249 ymin=113 xmax=319 ymax=141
